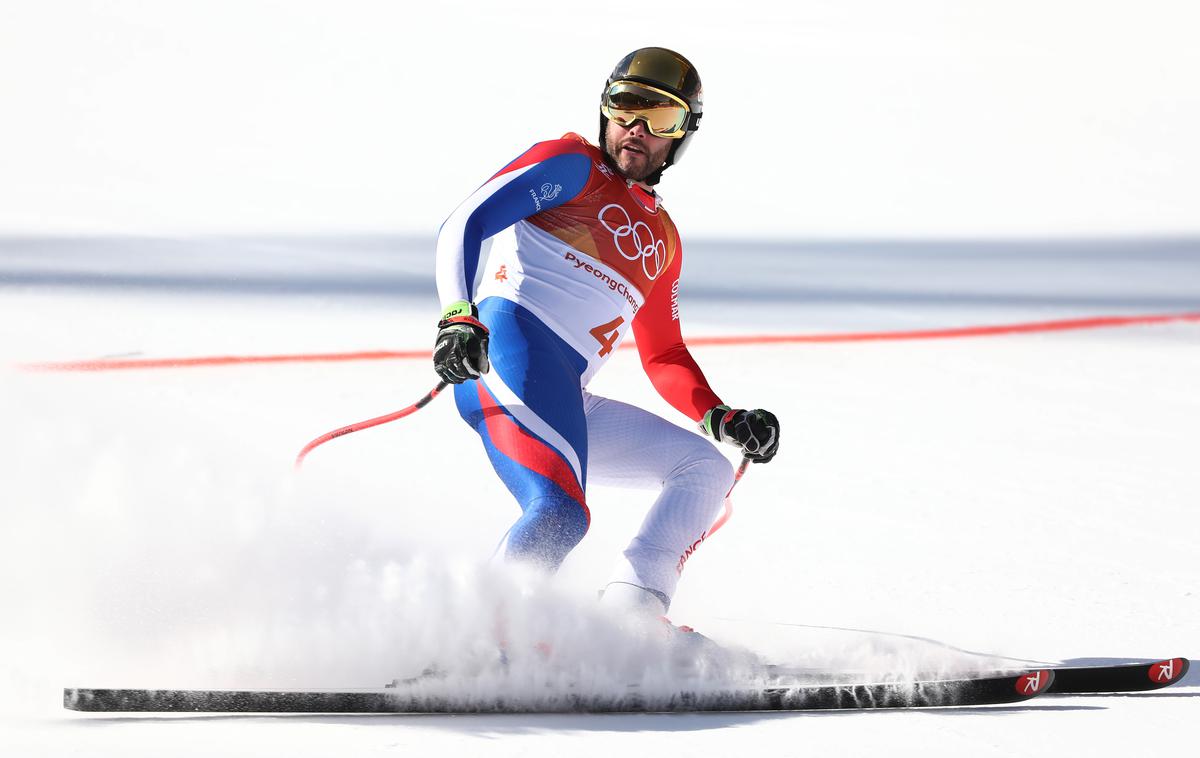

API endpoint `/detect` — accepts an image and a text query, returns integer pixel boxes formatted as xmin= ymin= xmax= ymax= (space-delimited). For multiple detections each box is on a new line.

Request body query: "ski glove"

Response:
xmin=701 ymin=405 xmax=780 ymax=463
xmin=433 ymin=301 xmax=490 ymax=384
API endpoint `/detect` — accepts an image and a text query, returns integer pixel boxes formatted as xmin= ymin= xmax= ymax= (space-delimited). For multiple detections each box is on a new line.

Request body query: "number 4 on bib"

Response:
xmin=589 ymin=316 xmax=625 ymax=357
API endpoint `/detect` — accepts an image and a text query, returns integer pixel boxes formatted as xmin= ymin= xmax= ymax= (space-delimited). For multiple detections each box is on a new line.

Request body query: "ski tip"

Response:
xmin=1015 ymin=669 xmax=1055 ymax=697
xmin=1147 ymin=658 xmax=1189 ymax=687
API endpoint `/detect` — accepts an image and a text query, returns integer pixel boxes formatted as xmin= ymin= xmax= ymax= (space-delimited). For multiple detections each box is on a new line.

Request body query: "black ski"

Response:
xmin=765 ymin=657 xmax=1189 ymax=695
xmin=64 ymin=669 xmax=1052 ymax=714
xmin=1043 ymin=657 xmax=1189 ymax=694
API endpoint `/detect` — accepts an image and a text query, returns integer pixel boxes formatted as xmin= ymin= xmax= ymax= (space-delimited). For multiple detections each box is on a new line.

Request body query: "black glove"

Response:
xmin=433 ymin=301 xmax=490 ymax=384
xmin=701 ymin=405 xmax=780 ymax=463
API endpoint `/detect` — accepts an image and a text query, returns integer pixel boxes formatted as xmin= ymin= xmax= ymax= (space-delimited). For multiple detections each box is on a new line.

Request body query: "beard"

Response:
xmin=604 ymin=131 xmax=672 ymax=182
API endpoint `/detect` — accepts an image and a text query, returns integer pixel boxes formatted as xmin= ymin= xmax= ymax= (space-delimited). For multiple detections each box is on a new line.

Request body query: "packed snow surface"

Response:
xmin=1 ymin=236 xmax=1197 ymax=756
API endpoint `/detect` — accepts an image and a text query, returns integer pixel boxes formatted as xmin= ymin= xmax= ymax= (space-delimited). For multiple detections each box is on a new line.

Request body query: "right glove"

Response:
xmin=433 ymin=301 xmax=490 ymax=384
xmin=701 ymin=405 xmax=780 ymax=463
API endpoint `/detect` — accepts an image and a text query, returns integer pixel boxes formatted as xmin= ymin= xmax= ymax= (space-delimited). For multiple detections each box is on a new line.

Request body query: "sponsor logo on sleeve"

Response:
xmin=529 ymin=182 xmax=563 ymax=211
xmin=540 ymin=182 xmax=562 ymax=201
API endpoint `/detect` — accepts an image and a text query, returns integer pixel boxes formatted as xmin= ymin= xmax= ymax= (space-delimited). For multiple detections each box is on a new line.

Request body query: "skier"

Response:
xmin=433 ymin=47 xmax=780 ymax=620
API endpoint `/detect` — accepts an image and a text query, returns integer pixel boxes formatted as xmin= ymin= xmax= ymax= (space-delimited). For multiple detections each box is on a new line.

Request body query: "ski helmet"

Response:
xmin=600 ymin=47 xmax=703 ymax=186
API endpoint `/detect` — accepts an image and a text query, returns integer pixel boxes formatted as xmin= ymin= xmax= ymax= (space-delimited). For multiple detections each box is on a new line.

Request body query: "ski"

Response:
xmin=1041 ymin=657 xmax=1189 ymax=694
xmin=764 ymin=657 xmax=1189 ymax=695
xmin=64 ymin=669 xmax=1052 ymax=714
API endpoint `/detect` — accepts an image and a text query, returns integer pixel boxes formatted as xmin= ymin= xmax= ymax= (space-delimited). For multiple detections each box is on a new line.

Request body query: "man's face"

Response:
xmin=604 ymin=118 xmax=675 ymax=183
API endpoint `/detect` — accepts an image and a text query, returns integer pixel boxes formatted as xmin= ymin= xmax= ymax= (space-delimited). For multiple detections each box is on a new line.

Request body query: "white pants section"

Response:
xmin=582 ymin=392 xmax=735 ymax=608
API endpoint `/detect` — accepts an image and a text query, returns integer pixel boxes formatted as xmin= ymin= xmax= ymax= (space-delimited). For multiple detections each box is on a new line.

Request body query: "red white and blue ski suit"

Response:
xmin=436 ymin=133 xmax=733 ymax=608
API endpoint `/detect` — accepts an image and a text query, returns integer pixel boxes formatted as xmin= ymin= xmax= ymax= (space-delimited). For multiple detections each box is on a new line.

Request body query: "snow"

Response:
xmin=3 ymin=2 xmax=1199 ymax=750
xmin=2 ymin=235 xmax=1197 ymax=755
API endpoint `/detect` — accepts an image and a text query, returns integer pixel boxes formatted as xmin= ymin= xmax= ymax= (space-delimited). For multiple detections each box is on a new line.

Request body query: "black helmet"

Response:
xmin=600 ymin=47 xmax=703 ymax=186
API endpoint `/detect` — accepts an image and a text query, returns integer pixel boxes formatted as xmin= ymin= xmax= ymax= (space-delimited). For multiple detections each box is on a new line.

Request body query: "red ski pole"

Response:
xmin=294 ymin=380 xmax=450 ymax=470
xmin=706 ymin=455 xmax=750 ymax=537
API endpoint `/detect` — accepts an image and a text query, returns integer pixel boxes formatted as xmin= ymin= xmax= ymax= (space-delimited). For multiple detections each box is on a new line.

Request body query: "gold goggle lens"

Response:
xmin=601 ymin=81 xmax=690 ymax=139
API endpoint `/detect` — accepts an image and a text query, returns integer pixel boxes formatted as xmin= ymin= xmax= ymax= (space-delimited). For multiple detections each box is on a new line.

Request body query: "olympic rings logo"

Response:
xmin=597 ymin=203 xmax=666 ymax=281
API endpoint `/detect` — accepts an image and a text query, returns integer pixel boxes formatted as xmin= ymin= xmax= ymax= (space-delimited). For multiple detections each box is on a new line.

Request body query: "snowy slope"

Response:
xmin=2 ymin=236 xmax=1198 ymax=756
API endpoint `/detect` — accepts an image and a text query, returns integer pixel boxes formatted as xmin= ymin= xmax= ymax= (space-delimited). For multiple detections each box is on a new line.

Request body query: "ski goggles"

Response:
xmin=601 ymin=80 xmax=695 ymax=139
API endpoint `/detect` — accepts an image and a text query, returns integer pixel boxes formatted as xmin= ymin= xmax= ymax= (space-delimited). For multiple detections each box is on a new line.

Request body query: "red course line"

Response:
xmin=683 ymin=311 xmax=1200 ymax=347
xmin=23 ymin=350 xmax=429 ymax=372
xmin=21 ymin=311 xmax=1200 ymax=373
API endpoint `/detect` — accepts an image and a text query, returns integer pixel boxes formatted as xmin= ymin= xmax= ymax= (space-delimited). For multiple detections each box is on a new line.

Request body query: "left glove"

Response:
xmin=701 ymin=405 xmax=780 ymax=463
xmin=433 ymin=301 xmax=490 ymax=384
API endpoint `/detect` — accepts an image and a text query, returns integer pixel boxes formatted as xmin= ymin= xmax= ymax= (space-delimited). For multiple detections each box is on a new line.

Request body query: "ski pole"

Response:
xmin=706 ymin=455 xmax=750 ymax=537
xmin=294 ymin=380 xmax=450 ymax=470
